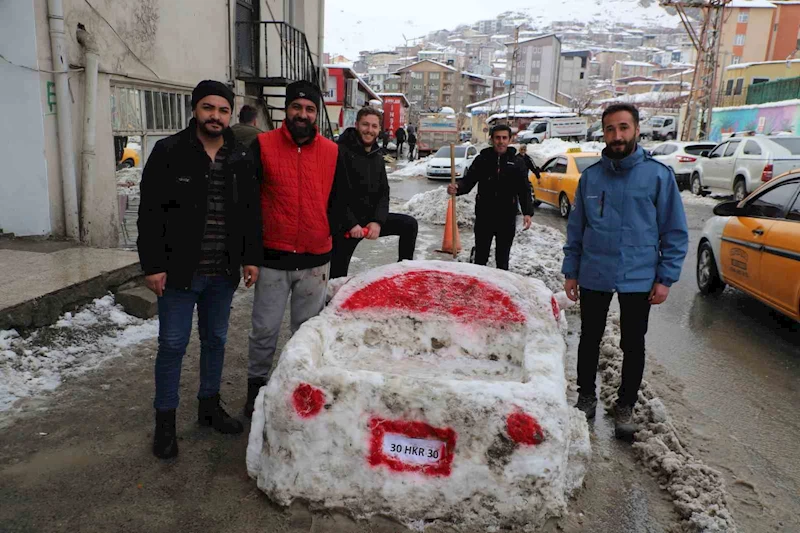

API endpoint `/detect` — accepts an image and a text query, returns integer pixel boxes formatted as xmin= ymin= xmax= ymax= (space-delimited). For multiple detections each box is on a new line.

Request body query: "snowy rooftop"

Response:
xmin=726 ymin=58 xmax=800 ymax=70
xmin=487 ymin=108 xmax=576 ymax=122
xmin=727 ymin=0 xmax=776 ymax=8
xmin=598 ymin=91 xmax=686 ymax=104
xmin=617 ymin=60 xmax=656 ymax=67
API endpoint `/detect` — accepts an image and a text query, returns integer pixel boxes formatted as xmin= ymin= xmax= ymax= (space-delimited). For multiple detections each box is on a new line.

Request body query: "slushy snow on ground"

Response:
xmin=680 ymin=190 xmax=731 ymax=208
xmin=388 ymin=156 xmax=433 ymax=180
xmin=400 ymin=186 xmax=477 ymax=227
xmin=0 ymin=295 xmax=157 ymax=413
xmin=598 ymin=313 xmax=738 ymax=532
xmin=525 ymin=139 xmax=606 ymax=167
xmin=117 ymin=167 xmax=143 ymax=196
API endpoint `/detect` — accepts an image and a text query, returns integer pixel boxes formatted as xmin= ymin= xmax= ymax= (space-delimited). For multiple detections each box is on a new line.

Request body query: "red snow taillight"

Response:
xmin=551 ymin=295 xmax=560 ymax=321
xmin=761 ymin=164 xmax=773 ymax=182
xmin=676 ymin=155 xmax=696 ymax=163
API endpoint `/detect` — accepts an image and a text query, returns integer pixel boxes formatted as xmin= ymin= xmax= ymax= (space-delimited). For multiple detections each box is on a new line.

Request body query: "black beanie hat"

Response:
xmin=285 ymin=80 xmax=321 ymax=110
xmin=191 ymin=80 xmax=235 ymax=109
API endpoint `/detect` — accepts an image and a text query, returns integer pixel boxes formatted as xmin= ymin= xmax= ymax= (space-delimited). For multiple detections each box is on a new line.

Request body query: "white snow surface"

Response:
xmin=388 ymin=156 xmax=433 ymax=180
xmin=116 ymin=167 xmax=143 ymax=195
xmin=525 ymin=139 xmax=605 ymax=166
xmin=521 ymin=0 xmax=681 ymax=28
xmin=0 ymin=295 xmax=157 ymax=413
xmin=400 ymin=186 xmax=477 ymax=227
xmin=248 ymin=261 xmax=590 ymax=530
xmin=680 ymin=190 xmax=731 ymax=208
xmin=598 ymin=313 xmax=738 ymax=532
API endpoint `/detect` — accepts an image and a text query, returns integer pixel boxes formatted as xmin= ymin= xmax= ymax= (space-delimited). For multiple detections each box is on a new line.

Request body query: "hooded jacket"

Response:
xmin=454 ymin=146 xmax=534 ymax=220
xmin=136 ymin=121 xmax=262 ymax=289
xmin=562 ymin=145 xmax=689 ymax=293
xmin=336 ymin=127 xmax=390 ymax=231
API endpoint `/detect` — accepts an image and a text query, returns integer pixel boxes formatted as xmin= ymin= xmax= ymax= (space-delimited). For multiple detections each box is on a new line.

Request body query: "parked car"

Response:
xmin=697 ymin=172 xmax=800 ymax=321
xmin=530 ymin=149 xmax=602 ymax=218
xmin=640 ymin=115 xmax=678 ymax=141
xmin=691 ymin=135 xmax=800 ymax=201
xmin=518 ymin=117 xmax=588 ymax=144
xmin=425 ymin=144 xmax=478 ymax=180
xmin=587 ymin=120 xmax=603 ymax=142
xmin=650 ymin=141 xmax=717 ymax=191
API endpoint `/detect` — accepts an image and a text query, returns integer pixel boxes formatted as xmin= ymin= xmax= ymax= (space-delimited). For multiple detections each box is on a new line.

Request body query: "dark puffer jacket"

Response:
xmin=454 ymin=146 xmax=534 ymax=220
xmin=336 ymin=127 xmax=390 ymax=232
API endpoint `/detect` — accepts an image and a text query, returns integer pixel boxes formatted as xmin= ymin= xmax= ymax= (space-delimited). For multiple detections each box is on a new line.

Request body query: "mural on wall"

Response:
xmin=710 ymin=101 xmax=800 ymax=141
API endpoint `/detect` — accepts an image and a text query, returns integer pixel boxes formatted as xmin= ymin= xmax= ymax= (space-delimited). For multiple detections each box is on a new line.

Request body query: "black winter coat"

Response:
xmin=137 ymin=121 xmax=262 ymax=289
xmin=336 ymin=127 xmax=390 ymax=232
xmin=455 ymin=146 xmax=534 ymax=220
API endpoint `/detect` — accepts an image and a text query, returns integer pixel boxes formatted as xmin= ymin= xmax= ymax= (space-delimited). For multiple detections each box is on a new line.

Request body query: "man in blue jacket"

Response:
xmin=562 ymin=103 xmax=688 ymax=441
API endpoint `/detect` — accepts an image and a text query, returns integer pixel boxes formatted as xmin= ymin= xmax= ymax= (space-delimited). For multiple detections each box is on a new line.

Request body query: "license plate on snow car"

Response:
xmin=368 ymin=417 xmax=457 ymax=476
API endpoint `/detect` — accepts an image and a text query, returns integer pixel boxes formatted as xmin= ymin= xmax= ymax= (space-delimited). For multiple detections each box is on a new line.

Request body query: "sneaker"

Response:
xmin=574 ymin=394 xmax=597 ymax=420
xmin=614 ymin=403 xmax=637 ymax=442
xmin=198 ymin=394 xmax=243 ymax=434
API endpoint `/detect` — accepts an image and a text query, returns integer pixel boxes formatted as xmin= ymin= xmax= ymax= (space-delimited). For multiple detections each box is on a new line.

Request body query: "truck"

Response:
xmin=640 ymin=115 xmax=678 ymax=141
xmin=517 ymin=116 xmax=588 ymax=143
xmin=417 ymin=113 xmax=459 ymax=155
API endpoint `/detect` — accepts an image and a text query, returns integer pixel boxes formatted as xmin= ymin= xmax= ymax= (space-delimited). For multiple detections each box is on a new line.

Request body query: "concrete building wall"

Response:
xmin=0 ymin=0 xmax=52 ymax=237
xmin=514 ymin=36 xmax=560 ymax=102
xmin=769 ymin=3 xmax=800 ymax=60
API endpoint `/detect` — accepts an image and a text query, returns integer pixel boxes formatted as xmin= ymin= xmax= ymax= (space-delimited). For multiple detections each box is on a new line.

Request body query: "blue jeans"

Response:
xmin=153 ymin=275 xmax=237 ymax=411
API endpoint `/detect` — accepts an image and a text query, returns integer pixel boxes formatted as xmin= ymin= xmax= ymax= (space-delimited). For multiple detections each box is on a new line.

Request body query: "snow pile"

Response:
xmin=525 ymin=139 xmax=605 ymax=166
xmin=598 ymin=313 xmax=737 ymax=533
xmin=456 ymin=222 xmax=566 ymax=294
xmin=248 ymin=261 xmax=590 ymax=530
xmin=680 ymin=191 xmax=730 ymax=208
xmin=0 ymin=295 xmax=157 ymax=413
xmin=117 ymin=167 xmax=143 ymax=196
xmin=388 ymin=155 xmax=433 ymax=180
xmin=401 ymin=186 xmax=477 ymax=227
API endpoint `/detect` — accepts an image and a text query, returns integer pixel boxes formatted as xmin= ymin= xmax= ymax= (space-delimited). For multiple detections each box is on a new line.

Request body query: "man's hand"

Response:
xmin=649 ymin=282 xmax=670 ymax=305
xmin=364 ymin=222 xmax=381 ymax=240
xmin=349 ymin=225 xmax=364 ymax=239
xmin=243 ymin=266 xmax=259 ymax=288
xmin=565 ymin=279 xmax=579 ymax=302
xmin=447 ymin=183 xmax=458 ymax=195
xmin=145 ymin=273 xmax=167 ymax=297
xmin=522 ymin=215 xmax=532 ymax=230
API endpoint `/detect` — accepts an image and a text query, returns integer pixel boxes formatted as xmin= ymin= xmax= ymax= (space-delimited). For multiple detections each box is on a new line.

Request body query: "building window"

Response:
xmin=725 ymin=79 xmax=734 ymax=96
xmin=752 ymin=77 xmax=769 ymax=85
xmin=738 ymin=11 xmax=749 ymax=23
xmin=734 ymin=34 xmax=746 ymax=46
xmin=429 ymin=72 xmax=440 ymax=79
xmin=579 ymin=72 xmax=585 ymax=79
xmin=731 ymin=56 xmax=741 ymax=65
xmin=411 ymin=72 xmax=423 ymax=79
xmin=734 ymin=78 xmax=744 ymax=95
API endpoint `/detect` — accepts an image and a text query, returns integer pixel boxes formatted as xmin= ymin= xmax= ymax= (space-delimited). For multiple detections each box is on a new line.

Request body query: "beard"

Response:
xmin=198 ymin=118 xmax=225 ymax=138
xmin=287 ymin=116 xmax=314 ymax=139
xmin=605 ymin=137 xmax=637 ymax=160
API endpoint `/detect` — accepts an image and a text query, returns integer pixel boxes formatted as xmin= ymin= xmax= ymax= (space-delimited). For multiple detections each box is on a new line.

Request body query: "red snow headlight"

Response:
xmin=292 ymin=383 xmax=325 ymax=418
xmin=507 ymin=412 xmax=545 ymax=445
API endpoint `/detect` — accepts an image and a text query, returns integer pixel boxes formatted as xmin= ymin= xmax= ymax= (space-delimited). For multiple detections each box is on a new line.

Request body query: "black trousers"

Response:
xmin=408 ymin=144 xmax=416 ymax=161
xmin=396 ymin=140 xmax=404 ymax=156
xmin=577 ymin=288 xmax=652 ymax=407
xmin=473 ymin=216 xmax=516 ymax=270
xmin=331 ymin=213 xmax=418 ymax=278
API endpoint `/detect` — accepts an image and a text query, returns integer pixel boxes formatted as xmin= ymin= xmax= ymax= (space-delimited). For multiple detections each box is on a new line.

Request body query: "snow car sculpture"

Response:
xmin=247 ymin=260 xmax=590 ymax=529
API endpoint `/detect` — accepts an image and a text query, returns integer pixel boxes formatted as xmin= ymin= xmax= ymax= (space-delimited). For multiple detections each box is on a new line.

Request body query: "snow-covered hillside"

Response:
xmin=520 ymin=0 xmax=680 ymax=29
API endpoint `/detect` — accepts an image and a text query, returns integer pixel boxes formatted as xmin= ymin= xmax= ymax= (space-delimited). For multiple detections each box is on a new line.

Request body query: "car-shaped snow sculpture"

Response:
xmin=247 ymin=260 xmax=590 ymax=529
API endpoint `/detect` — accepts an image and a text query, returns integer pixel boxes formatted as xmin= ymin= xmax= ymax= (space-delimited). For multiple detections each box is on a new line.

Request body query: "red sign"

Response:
xmin=368 ymin=417 xmax=457 ymax=477
xmin=382 ymin=97 xmax=406 ymax=138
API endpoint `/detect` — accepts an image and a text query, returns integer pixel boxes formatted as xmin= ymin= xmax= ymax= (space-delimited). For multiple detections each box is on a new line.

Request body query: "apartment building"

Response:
xmin=508 ymin=33 xmax=562 ymax=102
xmin=392 ymin=59 xmax=458 ymax=112
xmin=559 ymin=50 xmax=591 ymax=98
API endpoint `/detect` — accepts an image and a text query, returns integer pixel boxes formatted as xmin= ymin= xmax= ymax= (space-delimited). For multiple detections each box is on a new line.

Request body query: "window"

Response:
xmin=725 ymin=79 xmax=735 ymax=96
xmin=429 ymin=72 xmax=440 ymax=80
xmin=411 ymin=72 xmax=423 ymax=79
xmin=579 ymin=72 xmax=585 ymax=79
xmin=734 ymin=78 xmax=744 ymax=95
xmin=734 ymin=34 xmax=746 ymax=46
xmin=788 ymin=191 xmax=800 ymax=221
xmin=111 ymin=86 xmax=143 ymax=132
xmin=738 ymin=11 xmax=749 ymax=23
xmin=685 ymin=144 xmax=716 ymax=156
xmin=664 ymin=144 xmax=679 ymax=155
xmin=709 ymin=143 xmax=728 ymax=158
xmin=770 ymin=137 xmax=800 ymax=154
xmin=732 ymin=56 xmax=741 ymax=65
xmin=652 ymin=145 xmax=667 ymax=156
xmin=743 ymin=181 xmax=800 ymax=219
xmin=752 ymin=77 xmax=769 ymax=85
xmin=542 ymin=157 xmax=559 ymax=172
xmin=743 ymin=141 xmax=762 ymax=155
xmin=575 ymin=156 xmax=601 ymax=172
xmin=552 ymin=157 xmax=568 ymax=174
xmin=724 ymin=140 xmax=741 ymax=157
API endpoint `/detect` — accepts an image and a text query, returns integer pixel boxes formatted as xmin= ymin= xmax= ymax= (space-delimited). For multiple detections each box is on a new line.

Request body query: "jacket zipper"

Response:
xmin=600 ymin=191 xmax=605 ymax=217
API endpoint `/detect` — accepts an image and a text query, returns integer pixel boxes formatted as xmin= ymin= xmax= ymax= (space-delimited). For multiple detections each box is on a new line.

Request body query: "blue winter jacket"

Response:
xmin=561 ymin=145 xmax=689 ymax=293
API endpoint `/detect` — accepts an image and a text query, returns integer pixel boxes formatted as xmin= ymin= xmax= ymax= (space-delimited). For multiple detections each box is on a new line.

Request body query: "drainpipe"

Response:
xmin=76 ymin=23 xmax=99 ymax=244
xmin=228 ymin=0 xmax=236 ymax=85
xmin=317 ymin=0 xmax=325 ymax=83
xmin=47 ymin=0 xmax=80 ymax=240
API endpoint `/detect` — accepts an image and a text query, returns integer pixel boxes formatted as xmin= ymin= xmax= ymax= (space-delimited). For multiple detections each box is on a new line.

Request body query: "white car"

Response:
xmin=247 ymin=261 xmax=590 ymax=529
xmin=650 ymin=141 xmax=716 ymax=191
xmin=691 ymin=136 xmax=800 ymax=200
xmin=426 ymin=144 xmax=478 ymax=180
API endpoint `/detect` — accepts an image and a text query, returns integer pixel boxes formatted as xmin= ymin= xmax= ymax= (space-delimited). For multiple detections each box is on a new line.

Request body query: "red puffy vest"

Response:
xmin=256 ymin=124 xmax=338 ymax=255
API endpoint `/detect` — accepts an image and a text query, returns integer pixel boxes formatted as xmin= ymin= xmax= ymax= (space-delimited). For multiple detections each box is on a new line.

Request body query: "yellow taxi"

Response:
xmin=117 ymin=145 xmax=140 ymax=169
xmin=697 ymin=171 xmax=800 ymax=321
xmin=530 ymin=148 xmax=601 ymax=218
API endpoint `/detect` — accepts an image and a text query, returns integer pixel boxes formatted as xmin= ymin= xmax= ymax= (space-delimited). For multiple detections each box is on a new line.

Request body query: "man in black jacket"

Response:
xmin=447 ymin=124 xmax=534 ymax=270
xmin=331 ymin=106 xmax=418 ymax=278
xmin=137 ymin=80 xmax=262 ymax=460
xmin=395 ymin=126 xmax=407 ymax=158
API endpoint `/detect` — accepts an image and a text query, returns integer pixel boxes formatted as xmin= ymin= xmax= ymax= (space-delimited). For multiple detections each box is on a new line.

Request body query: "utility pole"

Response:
xmin=505 ymin=26 xmax=520 ymax=126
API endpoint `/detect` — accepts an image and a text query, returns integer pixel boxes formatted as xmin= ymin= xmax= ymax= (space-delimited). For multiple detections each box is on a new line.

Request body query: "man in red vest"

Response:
xmin=245 ymin=80 xmax=342 ymax=417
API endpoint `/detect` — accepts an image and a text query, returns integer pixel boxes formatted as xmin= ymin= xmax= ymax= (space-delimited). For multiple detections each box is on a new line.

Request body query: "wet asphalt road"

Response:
xmin=388 ymin=172 xmax=800 ymax=530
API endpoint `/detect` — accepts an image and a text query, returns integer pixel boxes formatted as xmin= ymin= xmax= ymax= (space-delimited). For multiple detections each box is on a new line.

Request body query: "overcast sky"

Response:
xmin=324 ymin=1 xmax=523 ymax=59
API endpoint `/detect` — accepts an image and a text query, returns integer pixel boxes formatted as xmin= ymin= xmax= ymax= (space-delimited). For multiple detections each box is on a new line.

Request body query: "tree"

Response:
xmin=568 ymin=85 xmax=597 ymax=115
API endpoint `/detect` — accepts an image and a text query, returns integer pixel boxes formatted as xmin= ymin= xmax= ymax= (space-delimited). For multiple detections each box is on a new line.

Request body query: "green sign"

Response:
xmin=46 ymin=81 xmax=56 ymax=113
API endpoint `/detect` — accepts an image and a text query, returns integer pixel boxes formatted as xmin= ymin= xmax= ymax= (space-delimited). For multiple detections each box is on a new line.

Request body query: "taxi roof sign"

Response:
xmin=567 ymin=147 xmax=582 ymax=153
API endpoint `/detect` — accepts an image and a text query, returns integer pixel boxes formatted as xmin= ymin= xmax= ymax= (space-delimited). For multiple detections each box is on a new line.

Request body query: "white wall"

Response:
xmin=0 ymin=0 xmax=52 ymax=236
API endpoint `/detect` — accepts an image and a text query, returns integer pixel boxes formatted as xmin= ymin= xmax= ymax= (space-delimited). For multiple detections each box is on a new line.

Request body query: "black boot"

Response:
xmin=198 ymin=394 xmax=243 ymax=434
xmin=153 ymin=409 xmax=179 ymax=459
xmin=243 ymin=377 xmax=267 ymax=418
